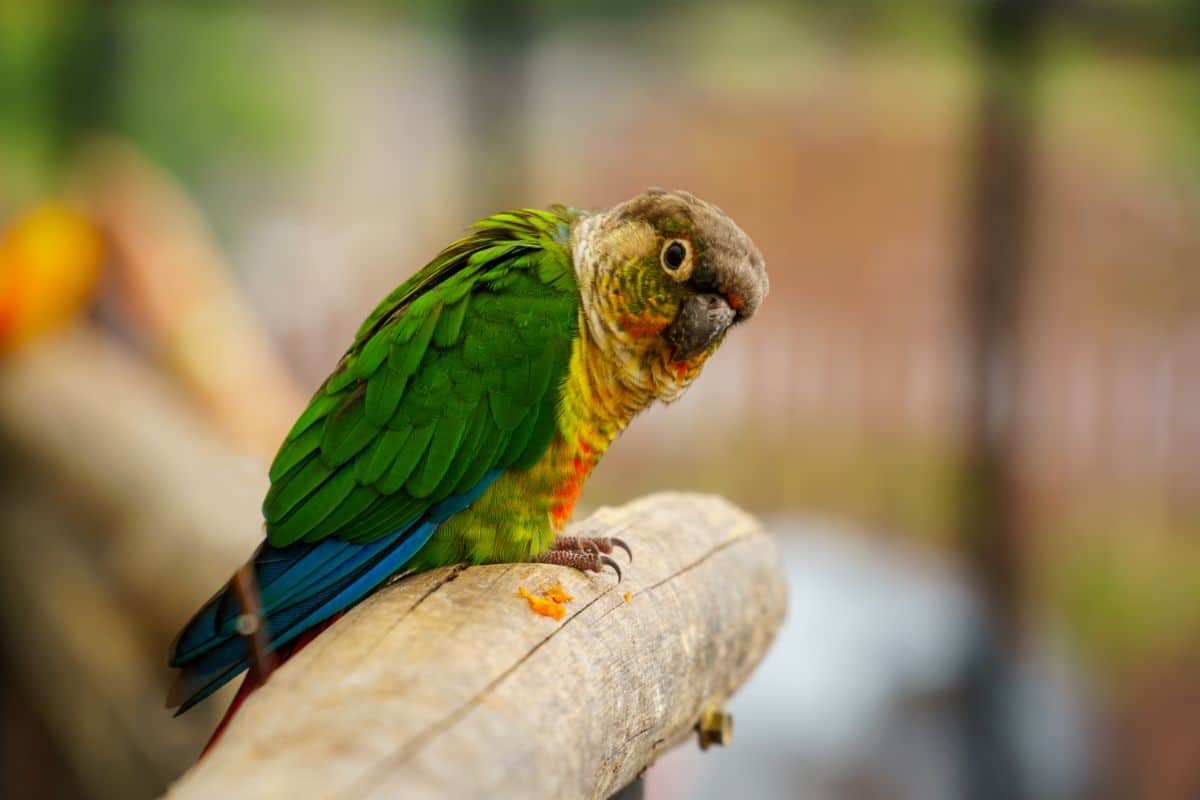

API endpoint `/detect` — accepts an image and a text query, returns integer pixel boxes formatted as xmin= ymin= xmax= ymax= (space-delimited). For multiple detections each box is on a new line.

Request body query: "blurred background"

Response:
xmin=0 ymin=1 xmax=1196 ymax=798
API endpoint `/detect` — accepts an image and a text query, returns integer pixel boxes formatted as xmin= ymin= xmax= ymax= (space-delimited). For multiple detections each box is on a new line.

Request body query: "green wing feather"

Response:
xmin=262 ymin=208 xmax=579 ymax=548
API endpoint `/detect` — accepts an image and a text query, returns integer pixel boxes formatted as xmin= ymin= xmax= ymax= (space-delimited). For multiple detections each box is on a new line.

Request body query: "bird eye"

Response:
xmin=660 ymin=239 xmax=693 ymax=279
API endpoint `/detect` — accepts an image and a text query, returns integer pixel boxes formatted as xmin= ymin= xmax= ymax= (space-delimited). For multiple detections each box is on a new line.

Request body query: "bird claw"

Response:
xmin=608 ymin=537 xmax=633 ymax=563
xmin=601 ymin=554 xmax=622 ymax=583
xmin=550 ymin=535 xmax=633 ymax=563
xmin=538 ymin=538 xmax=627 ymax=582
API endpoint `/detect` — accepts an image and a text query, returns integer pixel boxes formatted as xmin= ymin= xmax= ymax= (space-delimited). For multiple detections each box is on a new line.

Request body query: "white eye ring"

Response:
xmin=660 ymin=239 xmax=694 ymax=281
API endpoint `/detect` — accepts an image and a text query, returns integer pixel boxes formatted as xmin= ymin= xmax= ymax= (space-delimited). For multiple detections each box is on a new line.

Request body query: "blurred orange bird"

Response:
xmin=0 ymin=202 xmax=104 ymax=353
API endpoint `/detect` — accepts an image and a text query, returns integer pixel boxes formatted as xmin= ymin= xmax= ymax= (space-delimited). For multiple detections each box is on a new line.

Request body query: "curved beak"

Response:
xmin=666 ymin=293 xmax=737 ymax=361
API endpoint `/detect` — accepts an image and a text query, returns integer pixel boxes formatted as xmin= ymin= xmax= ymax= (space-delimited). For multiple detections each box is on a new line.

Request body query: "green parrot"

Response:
xmin=168 ymin=189 xmax=767 ymax=715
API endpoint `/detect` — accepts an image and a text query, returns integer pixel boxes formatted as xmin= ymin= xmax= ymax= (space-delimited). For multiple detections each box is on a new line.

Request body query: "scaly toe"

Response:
xmin=535 ymin=547 xmax=621 ymax=582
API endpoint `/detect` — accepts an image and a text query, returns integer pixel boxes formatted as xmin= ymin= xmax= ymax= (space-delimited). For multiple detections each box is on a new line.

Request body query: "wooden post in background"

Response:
xmin=959 ymin=1 xmax=1044 ymax=798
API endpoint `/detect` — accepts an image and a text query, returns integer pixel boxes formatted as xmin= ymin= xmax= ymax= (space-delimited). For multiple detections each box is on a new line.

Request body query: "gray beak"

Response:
xmin=666 ymin=293 xmax=737 ymax=361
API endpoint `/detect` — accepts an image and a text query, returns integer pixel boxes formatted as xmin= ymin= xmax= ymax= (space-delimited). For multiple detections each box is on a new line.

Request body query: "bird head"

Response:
xmin=571 ymin=188 xmax=768 ymax=403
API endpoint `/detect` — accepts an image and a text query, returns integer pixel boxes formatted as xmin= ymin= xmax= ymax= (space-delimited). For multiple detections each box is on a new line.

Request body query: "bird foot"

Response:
xmin=537 ymin=536 xmax=632 ymax=581
xmin=551 ymin=535 xmax=632 ymax=561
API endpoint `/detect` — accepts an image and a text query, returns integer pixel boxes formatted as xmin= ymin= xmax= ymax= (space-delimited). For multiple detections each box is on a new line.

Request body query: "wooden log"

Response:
xmin=168 ymin=493 xmax=786 ymax=800
xmin=0 ymin=328 xmax=268 ymax=791
xmin=0 ymin=474 xmax=226 ymax=798
xmin=81 ymin=138 xmax=307 ymax=459
xmin=0 ymin=326 xmax=265 ymax=641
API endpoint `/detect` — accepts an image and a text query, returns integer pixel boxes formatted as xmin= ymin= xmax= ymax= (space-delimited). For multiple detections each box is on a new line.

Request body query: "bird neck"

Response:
xmin=540 ymin=315 xmax=655 ymax=529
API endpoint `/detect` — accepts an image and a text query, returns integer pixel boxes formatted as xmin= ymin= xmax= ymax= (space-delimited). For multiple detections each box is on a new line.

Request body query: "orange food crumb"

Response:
xmin=543 ymin=582 xmax=574 ymax=604
xmin=517 ymin=586 xmax=567 ymax=621
xmin=623 ymin=591 xmax=632 ymax=603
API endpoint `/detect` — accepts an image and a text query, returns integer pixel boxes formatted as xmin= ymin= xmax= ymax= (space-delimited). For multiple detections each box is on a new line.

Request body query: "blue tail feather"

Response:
xmin=168 ymin=471 xmax=500 ymax=712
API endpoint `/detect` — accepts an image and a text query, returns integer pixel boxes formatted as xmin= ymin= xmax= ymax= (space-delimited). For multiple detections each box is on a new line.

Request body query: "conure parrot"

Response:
xmin=168 ymin=189 xmax=768 ymax=715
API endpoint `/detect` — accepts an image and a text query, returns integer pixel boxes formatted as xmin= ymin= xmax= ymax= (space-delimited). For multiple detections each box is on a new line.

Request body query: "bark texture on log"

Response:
xmin=168 ymin=494 xmax=786 ymax=800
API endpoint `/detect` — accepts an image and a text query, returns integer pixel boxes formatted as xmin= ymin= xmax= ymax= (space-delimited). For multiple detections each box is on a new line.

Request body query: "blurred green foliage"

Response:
xmin=0 ymin=0 xmax=106 ymax=199
xmin=0 ymin=2 xmax=306 ymax=206
xmin=118 ymin=4 xmax=307 ymax=186
xmin=1050 ymin=511 xmax=1200 ymax=676
xmin=589 ymin=426 xmax=965 ymax=547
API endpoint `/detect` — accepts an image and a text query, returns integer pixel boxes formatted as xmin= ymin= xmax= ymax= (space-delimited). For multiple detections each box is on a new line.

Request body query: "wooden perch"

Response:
xmin=0 ymin=474 xmax=211 ymax=799
xmin=80 ymin=138 xmax=307 ymax=459
xmin=168 ymin=493 xmax=786 ymax=800
xmin=0 ymin=327 xmax=276 ymax=789
xmin=0 ymin=327 xmax=265 ymax=641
